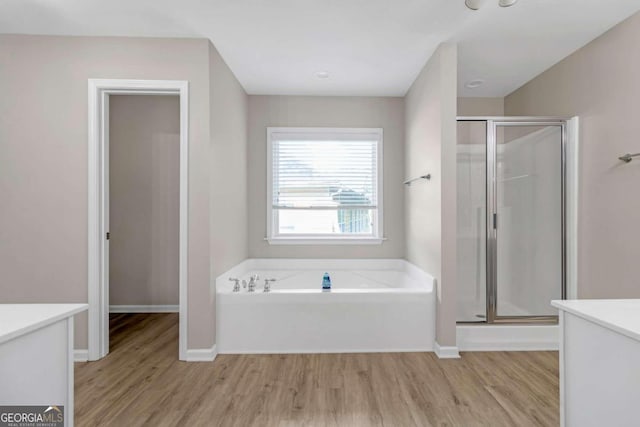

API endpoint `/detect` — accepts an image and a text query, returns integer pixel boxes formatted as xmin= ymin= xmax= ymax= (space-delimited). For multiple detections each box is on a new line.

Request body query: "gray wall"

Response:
xmin=505 ymin=11 xmax=640 ymax=300
xmin=109 ymin=95 xmax=180 ymax=307
xmin=0 ymin=35 xmax=248 ymax=351
xmin=209 ymin=43 xmax=249 ymax=342
xmin=405 ymin=43 xmax=458 ymax=347
xmin=457 ymin=97 xmax=504 ymax=116
xmin=247 ymin=95 xmax=405 ymax=259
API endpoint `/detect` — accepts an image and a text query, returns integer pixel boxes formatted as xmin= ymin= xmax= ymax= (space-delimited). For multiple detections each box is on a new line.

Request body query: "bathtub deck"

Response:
xmin=76 ymin=313 xmax=559 ymax=426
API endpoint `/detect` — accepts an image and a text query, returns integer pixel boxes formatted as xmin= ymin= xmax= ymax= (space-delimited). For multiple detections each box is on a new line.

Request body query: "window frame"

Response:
xmin=266 ymin=127 xmax=384 ymax=245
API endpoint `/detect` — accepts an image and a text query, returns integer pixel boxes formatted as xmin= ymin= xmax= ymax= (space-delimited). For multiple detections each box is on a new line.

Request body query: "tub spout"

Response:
xmin=248 ymin=277 xmax=257 ymax=292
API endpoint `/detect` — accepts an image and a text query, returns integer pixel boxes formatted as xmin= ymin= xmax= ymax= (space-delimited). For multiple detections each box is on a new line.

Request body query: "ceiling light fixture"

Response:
xmin=466 ymin=0 xmax=518 ymax=10
xmin=315 ymin=71 xmax=330 ymax=79
xmin=465 ymin=79 xmax=485 ymax=89
xmin=465 ymin=0 xmax=484 ymax=10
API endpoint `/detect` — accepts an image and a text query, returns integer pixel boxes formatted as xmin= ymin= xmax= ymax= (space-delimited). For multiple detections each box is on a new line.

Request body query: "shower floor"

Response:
xmin=458 ymin=298 xmax=551 ymax=322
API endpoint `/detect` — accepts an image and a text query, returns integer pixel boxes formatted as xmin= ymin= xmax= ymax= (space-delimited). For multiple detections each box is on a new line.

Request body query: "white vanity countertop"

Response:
xmin=552 ymin=299 xmax=640 ymax=343
xmin=0 ymin=304 xmax=88 ymax=345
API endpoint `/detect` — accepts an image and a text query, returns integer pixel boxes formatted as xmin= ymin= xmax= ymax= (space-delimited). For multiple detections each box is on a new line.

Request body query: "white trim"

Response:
xmin=88 ymin=78 xmax=189 ymax=362
xmin=67 ymin=318 xmax=75 ymax=427
xmin=558 ymin=311 xmax=566 ymax=427
xmin=266 ymin=237 xmax=385 ymax=245
xmin=456 ymin=324 xmax=559 ymax=351
xmin=74 ymin=349 xmax=89 ymax=362
xmin=185 ymin=345 xmax=218 ymax=362
xmin=218 ymin=347 xmax=432 ymax=355
xmin=266 ymin=127 xmax=384 ymax=244
xmin=109 ymin=305 xmax=179 ymax=313
xmin=434 ymin=342 xmax=461 ymax=359
xmin=566 ymin=117 xmax=579 ymax=299
xmin=558 ymin=310 xmax=567 ymax=427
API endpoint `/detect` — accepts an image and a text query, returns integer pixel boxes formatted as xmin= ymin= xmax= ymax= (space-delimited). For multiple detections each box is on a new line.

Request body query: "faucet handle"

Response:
xmin=263 ymin=278 xmax=276 ymax=293
xmin=228 ymin=278 xmax=240 ymax=292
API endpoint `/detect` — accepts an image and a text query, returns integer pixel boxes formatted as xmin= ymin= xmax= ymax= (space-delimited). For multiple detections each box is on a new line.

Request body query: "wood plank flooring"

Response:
xmin=75 ymin=314 xmax=559 ymax=426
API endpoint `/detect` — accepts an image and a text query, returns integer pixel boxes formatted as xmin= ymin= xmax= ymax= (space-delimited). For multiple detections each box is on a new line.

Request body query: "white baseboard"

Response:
xmin=109 ymin=305 xmax=179 ymax=313
xmin=457 ymin=324 xmax=559 ymax=352
xmin=74 ymin=349 xmax=89 ymax=362
xmin=434 ymin=342 xmax=461 ymax=359
xmin=185 ymin=345 xmax=218 ymax=362
xmin=217 ymin=346 xmax=433 ymax=354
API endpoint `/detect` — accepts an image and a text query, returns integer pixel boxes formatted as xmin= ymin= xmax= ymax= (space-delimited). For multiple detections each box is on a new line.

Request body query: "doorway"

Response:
xmin=108 ymin=94 xmax=179 ymax=352
xmin=88 ymin=79 xmax=189 ymax=361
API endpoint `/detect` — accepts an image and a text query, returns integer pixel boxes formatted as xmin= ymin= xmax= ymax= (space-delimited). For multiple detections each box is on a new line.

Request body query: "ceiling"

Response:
xmin=1 ymin=0 xmax=639 ymax=97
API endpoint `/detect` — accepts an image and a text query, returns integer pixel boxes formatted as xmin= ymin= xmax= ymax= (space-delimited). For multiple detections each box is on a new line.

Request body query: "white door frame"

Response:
xmin=88 ymin=79 xmax=189 ymax=361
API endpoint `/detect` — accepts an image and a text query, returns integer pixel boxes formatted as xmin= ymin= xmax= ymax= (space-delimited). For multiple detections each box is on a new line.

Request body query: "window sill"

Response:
xmin=265 ymin=237 xmax=386 ymax=246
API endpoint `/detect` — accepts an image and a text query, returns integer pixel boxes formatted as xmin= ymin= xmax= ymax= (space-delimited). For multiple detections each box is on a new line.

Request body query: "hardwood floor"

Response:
xmin=75 ymin=314 xmax=559 ymax=426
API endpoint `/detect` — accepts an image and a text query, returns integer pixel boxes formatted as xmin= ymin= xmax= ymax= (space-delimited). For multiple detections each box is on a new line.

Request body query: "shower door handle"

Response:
xmin=493 ymin=213 xmax=498 ymax=229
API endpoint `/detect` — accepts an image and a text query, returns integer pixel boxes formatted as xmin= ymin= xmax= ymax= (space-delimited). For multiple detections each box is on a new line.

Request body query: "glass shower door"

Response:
xmin=456 ymin=121 xmax=487 ymax=322
xmin=490 ymin=123 xmax=564 ymax=320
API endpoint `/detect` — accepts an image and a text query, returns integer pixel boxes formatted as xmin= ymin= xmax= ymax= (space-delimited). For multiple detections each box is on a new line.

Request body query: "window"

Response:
xmin=267 ymin=127 xmax=383 ymax=244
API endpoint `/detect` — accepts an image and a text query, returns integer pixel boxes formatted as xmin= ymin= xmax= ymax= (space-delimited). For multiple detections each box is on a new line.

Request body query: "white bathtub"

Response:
xmin=215 ymin=259 xmax=435 ymax=354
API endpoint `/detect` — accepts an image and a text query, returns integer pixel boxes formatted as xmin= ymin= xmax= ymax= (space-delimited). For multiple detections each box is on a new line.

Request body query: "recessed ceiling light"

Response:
xmin=465 ymin=79 xmax=485 ymax=89
xmin=498 ymin=0 xmax=518 ymax=7
xmin=315 ymin=71 xmax=330 ymax=79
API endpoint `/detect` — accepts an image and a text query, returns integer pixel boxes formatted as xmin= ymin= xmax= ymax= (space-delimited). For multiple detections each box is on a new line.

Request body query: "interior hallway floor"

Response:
xmin=75 ymin=313 xmax=559 ymax=426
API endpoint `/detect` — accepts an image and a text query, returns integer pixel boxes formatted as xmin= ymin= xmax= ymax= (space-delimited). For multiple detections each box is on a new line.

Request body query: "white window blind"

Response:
xmin=267 ymin=128 xmax=383 ymax=242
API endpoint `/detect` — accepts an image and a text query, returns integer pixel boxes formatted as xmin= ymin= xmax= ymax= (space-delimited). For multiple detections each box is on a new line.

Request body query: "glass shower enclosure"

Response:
xmin=457 ymin=117 xmax=566 ymax=323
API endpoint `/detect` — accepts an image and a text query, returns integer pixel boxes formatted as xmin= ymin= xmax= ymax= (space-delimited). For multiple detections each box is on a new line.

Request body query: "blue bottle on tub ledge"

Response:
xmin=322 ymin=272 xmax=331 ymax=291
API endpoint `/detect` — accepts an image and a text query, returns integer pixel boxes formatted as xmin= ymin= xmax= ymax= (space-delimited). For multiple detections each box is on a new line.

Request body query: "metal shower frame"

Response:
xmin=457 ymin=116 xmax=569 ymax=325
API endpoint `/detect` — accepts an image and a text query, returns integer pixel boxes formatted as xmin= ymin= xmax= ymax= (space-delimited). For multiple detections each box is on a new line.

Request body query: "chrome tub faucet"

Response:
xmin=247 ymin=274 xmax=259 ymax=292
